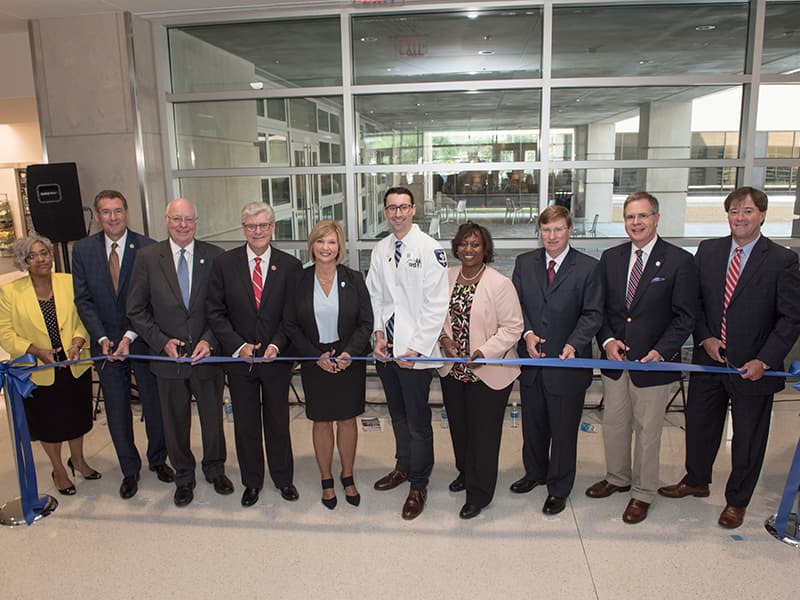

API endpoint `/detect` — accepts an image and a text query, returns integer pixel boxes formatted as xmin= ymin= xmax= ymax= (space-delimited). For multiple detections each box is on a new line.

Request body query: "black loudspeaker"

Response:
xmin=26 ymin=162 xmax=87 ymax=243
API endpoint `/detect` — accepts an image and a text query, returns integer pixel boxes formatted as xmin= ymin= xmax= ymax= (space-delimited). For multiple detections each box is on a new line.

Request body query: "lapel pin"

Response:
xmin=341 ymin=281 xmax=346 ymax=288
xmin=271 ymin=265 xmax=277 ymax=271
xmin=655 ymin=261 xmax=661 ymax=267
xmin=200 ymin=258 xmax=205 ymax=264
xmin=129 ymin=243 xmax=135 ymax=249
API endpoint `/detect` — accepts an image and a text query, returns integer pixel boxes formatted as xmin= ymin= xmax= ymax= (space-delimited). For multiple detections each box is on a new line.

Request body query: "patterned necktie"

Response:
xmin=625 ymin=249 xmax=643 ymax=310
xmin=177 ymin=248 xmax=190 ymax=308
xmin=547 ymin=260 xmax=556 ymax=286
xmin=386 ymin=240 xmax=403 ymax=346
xmin=109 ymin=242 xmax=120 ymax=294
xmin=252 ymin=256 xmax=263 ymax=310
xmin=721 ymin=247 xmax=743 ymax=344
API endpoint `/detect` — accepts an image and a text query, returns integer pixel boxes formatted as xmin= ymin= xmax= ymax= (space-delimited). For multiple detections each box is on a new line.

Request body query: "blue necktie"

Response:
xmin=177 ymin=248 xmax=190 ymax=308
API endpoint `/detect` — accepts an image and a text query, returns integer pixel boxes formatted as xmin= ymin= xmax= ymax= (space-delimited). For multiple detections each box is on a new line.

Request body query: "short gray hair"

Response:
xmin=12 ymin=234 xmax=53 ymax=272
xmin=241 ymin=201 xmax=275 ymax=223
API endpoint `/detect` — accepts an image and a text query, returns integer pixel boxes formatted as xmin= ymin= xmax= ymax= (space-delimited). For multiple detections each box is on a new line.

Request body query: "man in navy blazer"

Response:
xmin=206 ymin=202 xmax=302 ymax=508
xmin=585 ymin=192 xmax=697 ymax=524
xmin=72 ymin=190 xmax=172 ymax=499
xmin=128 ymin=198 xmax=232 ymax=507
xmin=659 ymin=186 xmax=800 ymax=528
xmin=510 ymin=205 xmax=603 ymax=515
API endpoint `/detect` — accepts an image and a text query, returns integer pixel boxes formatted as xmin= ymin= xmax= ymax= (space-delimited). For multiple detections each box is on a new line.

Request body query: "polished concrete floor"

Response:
xmin=0 ymin=379 xmax=798 ymax=599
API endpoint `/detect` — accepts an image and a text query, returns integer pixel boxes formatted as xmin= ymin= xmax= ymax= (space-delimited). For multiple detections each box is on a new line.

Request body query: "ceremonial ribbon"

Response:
xmin=774 ymin=432 xmax=800 ymax=540
xmin=0 ymin=354 xmax=48 ymax=525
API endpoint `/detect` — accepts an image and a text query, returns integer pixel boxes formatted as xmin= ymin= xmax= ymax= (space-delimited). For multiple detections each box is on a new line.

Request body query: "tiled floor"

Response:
xmin=1 ymin=379 xmax=798 ymax=599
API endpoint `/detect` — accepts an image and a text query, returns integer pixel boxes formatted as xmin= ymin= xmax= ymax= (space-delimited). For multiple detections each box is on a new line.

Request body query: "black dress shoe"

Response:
xmin=510 ymin=476 xmax=542 ymax=494
xmin=278 ymin=484 xmax=299 ymax=502
xmin=150 ymin=464 xmax=175 ymax=483
xmin=543 ymin=495 xmax=567 ymax=515
xmin=207 ymin=474 xmax=234 ymax=495
xmin=174 ymin=482 xmax=196 ymax=507
xmin=119 ymin=473 xmax=140 ymax=499
xmin=459 ymin=503 xmax=482 ymax=519
xmin=241 ymin=487 xmax=260 ymax=507
xmin=449 ymin=474 xmax=466 ymax=492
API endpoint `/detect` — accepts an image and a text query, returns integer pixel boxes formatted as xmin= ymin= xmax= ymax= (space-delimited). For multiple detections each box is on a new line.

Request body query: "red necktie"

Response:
xmin=252 ymin=257 xmax=263 ymax=310
xmin=625 ymin=249 xmax=643 ymax=310
xmin=547 ymin=260 xmax=556 ymax=286
xmin=721 ymin=247 xmax=743 ymax=344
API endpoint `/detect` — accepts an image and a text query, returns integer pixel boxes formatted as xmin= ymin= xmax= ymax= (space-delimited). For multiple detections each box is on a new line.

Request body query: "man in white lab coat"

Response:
xmin=367 ymin=186 xmax=449 ymax=520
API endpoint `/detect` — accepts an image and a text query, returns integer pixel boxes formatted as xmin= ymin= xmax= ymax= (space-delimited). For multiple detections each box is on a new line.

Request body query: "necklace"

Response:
xmin=316 ymin=271 xmax=335 ymax=285
xmin=459 ymin=263 xmax=486 ymax=282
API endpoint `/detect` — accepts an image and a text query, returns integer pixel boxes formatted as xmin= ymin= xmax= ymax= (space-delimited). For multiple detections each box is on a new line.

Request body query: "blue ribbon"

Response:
xmin=774 ymin=435 xmax=800 ymax=540
xmin=0 ymin=354 xmax=48 ymax=525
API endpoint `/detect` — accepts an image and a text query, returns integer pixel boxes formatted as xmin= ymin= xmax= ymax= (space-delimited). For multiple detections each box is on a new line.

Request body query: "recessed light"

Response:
xmin=695 ymin=24 xmax=716 ymax=31
xmin=639 ymin=59 xmax=652 ymax=65
xmin=249 ymin=81 xmax=264 ymax=90
xmin=479 ymin=50 xmax=495 ymax=56
xmin=386 ymin=67 xmax=392 ymax=72
xmin=467 ymin=12 xmax=479 ymax=20
xmin=360 ymin=36 xmax=378 ymax=43
xmin=483 ymin=34 xmax=493 ymax=41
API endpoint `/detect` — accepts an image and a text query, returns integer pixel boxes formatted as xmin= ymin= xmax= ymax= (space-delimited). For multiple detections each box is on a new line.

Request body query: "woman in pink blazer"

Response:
xmin=438 ymin=223 xmax=523 ymax=519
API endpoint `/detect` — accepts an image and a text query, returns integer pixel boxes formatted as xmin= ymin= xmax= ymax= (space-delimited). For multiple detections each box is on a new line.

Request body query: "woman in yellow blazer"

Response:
xmin=438 ymin=223 xmax=524 ymax=520
xmin=0 ymin=235 xmax=99 ymax=495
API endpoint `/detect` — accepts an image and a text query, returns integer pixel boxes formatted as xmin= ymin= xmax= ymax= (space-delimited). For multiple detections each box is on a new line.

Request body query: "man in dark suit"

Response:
xmin=510 ymin=205 xmax=603 ymax=515
xmin=127 ymin=198 xmax=233 ymax=507
xmin=659 ymin=186 xmax=800 ymax=528
xmin=72 ymin=189 xmax=173 ymax=499
xmin=585 ymin=192 xmax=697 ymax=524
xmin=207 ymin=202 xmax=302 ymax=508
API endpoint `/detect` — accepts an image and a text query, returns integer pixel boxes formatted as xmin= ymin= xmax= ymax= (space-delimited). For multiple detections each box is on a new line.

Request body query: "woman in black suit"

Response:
xmin=285 ymin=220 xmax=373 ymax=509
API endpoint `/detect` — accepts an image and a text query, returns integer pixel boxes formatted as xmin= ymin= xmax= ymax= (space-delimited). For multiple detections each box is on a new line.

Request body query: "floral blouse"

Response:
xmin=448 ymin=281 xmax=479 ymax=383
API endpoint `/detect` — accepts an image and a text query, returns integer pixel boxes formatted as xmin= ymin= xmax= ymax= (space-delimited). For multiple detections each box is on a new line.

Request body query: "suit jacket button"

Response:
xmin=626 ymin=317 xmax=632 ymax=323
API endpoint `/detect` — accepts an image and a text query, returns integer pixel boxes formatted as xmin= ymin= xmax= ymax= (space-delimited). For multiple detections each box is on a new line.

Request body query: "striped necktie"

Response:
xmin=252 ymin=256 xmax=263 ymax=310
xmin=721 ymin=247 xmax=743 ymax=344
xmin=625 ymin=249 xmax=643 ymax=310
xmin=386 ymin=240 xmax=403 ymax=346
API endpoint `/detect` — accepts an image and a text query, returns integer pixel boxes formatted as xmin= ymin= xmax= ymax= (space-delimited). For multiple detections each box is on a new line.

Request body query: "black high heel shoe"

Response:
xmin=321 ymin=479 xmax=337 ymax=510
xmin=341 ymin=475 xmax=361 ymax=507
xmin=67 ymin=457 xmax=102 ymax=480
xmin=52 ymin=471 xmax=76 ymax=496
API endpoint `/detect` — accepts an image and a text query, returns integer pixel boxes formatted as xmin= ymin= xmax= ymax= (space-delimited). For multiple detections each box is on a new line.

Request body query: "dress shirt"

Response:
xmin=169 ymin=238 xmax=195 ymax=291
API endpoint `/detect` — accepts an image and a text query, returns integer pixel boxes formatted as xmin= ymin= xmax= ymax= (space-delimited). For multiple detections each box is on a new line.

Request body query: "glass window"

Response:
xmin=352 ymin=9 xmax=542 ymax=85
xmin=330 ymin=114 xmax=340 ymax=134
xmin=271 ymin=177 xmax=291 ymax=206
xmin=318 ymin=109 xmax=330 ymax=132
xmin=356 ymin=90 xmax=541 ymax=165
xmin=762 ymin=1 xmax=800 ymax=74
xmin=268 ymin=133 xmax=289 ymax=165
xmin=256 ymin=100 xmax=265 ymax=117
xmin=290 ymin=98 xmax=319 ymax=132
xmin=168 ymin=18 xmax=342 ymax=92
xmin=320 ymin=142 xmax=331 ymax=164
xmin=552 ymin=3 xmax=749 ymax=78
xmin=756 ymin=85 xmax=800 ymax=157
xmin=267 ymin=99 xmax=286 ymax=122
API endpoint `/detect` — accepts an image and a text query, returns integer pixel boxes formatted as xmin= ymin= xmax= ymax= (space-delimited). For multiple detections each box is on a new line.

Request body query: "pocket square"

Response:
xmin=650 ymin=276 xmax=666 ymax=283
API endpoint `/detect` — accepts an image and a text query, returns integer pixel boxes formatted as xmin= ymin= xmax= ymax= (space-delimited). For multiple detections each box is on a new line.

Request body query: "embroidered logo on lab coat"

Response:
xmin=434 ymin=249 xmax=448 ymax=268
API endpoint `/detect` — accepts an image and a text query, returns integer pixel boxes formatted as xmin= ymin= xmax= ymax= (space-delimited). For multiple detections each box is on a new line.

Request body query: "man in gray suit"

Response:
xmin=510 ymin=205 xmax=603 ymax=515
xmin=127 ymin=198 xmax=232 ymax=507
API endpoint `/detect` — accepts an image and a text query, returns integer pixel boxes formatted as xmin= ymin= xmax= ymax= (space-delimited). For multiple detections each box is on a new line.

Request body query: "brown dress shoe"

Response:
xmin=658 ymin=480 xmax=710 ymax=498
xmin=585 ymin=479 xmax=632 ymax=498
xmin=622 ymin=499 xmax=650 ymax=524
xmin=401 ymin=488 xmax=427 ymax=520
xmin=718 ymin=505 xmax=746 ymax=529
xmin=373 ymin=469 xmax=408 ymax=491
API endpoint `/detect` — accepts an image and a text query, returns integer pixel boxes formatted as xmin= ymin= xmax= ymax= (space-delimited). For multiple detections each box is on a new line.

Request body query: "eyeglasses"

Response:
xmin=26 ymin=249 xmax=51 ymax=261
xmin=385 ymin=204 xmax=413 ymax=214
xmin=540 ymin=226 xmax=569 ymax=235
xmin=624 ymin=212 xmax=657 ymax=222
xmin=243 ymin=222 xmax=274 ymax=232
xmin=167 ymin=216 xmax=197 ymax=224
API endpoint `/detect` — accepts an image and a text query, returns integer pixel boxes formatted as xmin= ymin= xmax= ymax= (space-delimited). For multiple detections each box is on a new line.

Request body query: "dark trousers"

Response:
xmin=684 ymin=372 xmax=774 ymax=507
xmin=156 ymin=370 xmax=226 ymax=486
xmin=227 ymin=363 xmax=294 ymax=490
xmin=376 ymin=362 xmax=434 ymax=490
xmin=97 ymin=358 xmax=166 ymax=478
xmin=520 ymin=376 xmax=585 ymax=498
xmin=441 ymin=376 xmax=511 ymax=508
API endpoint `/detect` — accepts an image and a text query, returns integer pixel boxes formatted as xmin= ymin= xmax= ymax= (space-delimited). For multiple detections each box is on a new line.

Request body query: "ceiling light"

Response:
xmin=638 ymin=59 xmax=652 ymax=65
xmin=483 ymin=34 xmax=493 ymax=41
xmin=386 ymin=67 xmax=392 ymax=72
xmin=479 ymin=50 xmax=495 ymax=56
xmin=249 ymin=81 xmax=264 ymax=90
xmin=695 ymin=24 xmax=716 ymax=31
xmin=467 ymin=12 xmax=479 ymax=20
xmin=360 ymin=36 xmax=378 ymax=43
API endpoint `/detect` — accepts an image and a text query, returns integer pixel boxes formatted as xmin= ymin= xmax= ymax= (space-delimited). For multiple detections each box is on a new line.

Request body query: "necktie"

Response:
xmin=177 ymin=248 xmax=190 ymax=309
xmin=547 ymin=260 xmax=556 ymax=286
xmin=386 ymin=240 xmax=403 ymax=346
xmin=109 ymin=242 xmax=120 ymax=294
xmin=625 ymin=249 xmax=643 ymax=310
xmin=252 ymin=256 xmax=263 ymax=310
xmin=721 ymin=247 xmax=743 ymax=344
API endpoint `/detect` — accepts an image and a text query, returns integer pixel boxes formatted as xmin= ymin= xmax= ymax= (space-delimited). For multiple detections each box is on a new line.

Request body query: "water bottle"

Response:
xmin=580 ymin=422 xmax=597 ymax=433
xmin=440 ymin=407 xmax=448 ymax=429
xmin=510 ymin=402 xmax=520 ymax=428
xmin=223 ymin=392 xmax=233 ymax=423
